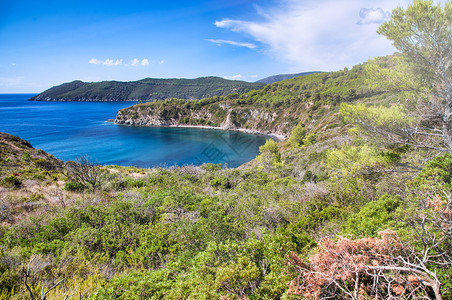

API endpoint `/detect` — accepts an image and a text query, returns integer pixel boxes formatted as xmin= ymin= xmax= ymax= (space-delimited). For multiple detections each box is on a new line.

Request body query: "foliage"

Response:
xmin=344 ymin=194 xmax=402 ymax=237
xmin=327 ymin=143 xmax=387 ymax=176
xmin=288 ymin=230 xmax=443 ymax=299
xmin=257 ymin=139 xmax=283 ymax=168
xmin=30 ymin=77 xmax=264 ymax=101
xmin=210 ymin=176 xmax=232 ymax=189
xmin=1 ymin=175 xmax=22 ymax=188
xmin=375 ymin=0 xmax=451 ymax=151
xmin=288 ymin=122 xmax=306 ymax=148
xmin=63 ymin=181 xmax=85 ymax=192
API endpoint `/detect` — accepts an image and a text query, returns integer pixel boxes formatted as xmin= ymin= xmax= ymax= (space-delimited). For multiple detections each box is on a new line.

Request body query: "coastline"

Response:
xmin=111 ymin=120 xmax=287 ymax=142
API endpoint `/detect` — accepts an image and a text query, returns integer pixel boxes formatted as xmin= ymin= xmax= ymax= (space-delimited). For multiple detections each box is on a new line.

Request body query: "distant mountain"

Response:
xmin=256 ymin=71 xmax=322 ymax=84
xmin=29 ymin=77 xmax=265 ymax=101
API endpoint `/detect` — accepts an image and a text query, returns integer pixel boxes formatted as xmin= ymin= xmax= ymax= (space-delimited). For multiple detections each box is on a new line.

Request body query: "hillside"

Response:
xmin=28 ymin=77 xmax=265 ymax=102
xmin=256 ymin=71 xmax=322 ymax=84
xmin=116 ymin=65 xmax=367 ymax=138
xmin=1 ymin=52 xmax=451 ymax=298
xmin=2 ymin=1 xmax=451 ymax=297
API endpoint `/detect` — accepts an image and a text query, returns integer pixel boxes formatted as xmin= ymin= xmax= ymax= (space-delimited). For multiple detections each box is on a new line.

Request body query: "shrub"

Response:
xmin=64 ymin=181 xmax=85 ymax=192
xmin=34 ymin=158 xmax=57 ymax=170
xmin=21 ymin=151 xmax=31 ymax=162
xmin=343 ymin=194 xmax=401 ymax=237
xmin=210 ymin=176 xmax=232 ymax=189
xmin=202 ymin=163 xmax=222 ymax=172
xmin=1 ymin=175 xmax=22 ymax=188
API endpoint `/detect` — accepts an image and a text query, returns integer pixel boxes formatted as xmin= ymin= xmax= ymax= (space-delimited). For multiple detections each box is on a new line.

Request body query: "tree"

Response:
xmin=65 ymin=155 xmax=105 ymax=192
xmin=288 ymin=122 xmax=306 ymax=148
xmin=257 ymin=139 xmax=282 ymax=168
xmin=347 ymin=0 xmax=451 ymax=152
xmin=22 ymin=256 xmax=65 ymax=300
xmin=378 ymin=0 xmax=451 ymax=150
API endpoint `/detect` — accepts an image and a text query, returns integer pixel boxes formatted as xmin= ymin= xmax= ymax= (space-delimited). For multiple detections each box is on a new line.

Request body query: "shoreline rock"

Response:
xmin=114 ymin=121 xmax=287 ymax=142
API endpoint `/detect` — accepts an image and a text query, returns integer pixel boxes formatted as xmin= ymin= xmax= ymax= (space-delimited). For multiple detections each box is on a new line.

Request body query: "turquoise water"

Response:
xmin=0 ymin=94 xmax=270 ymax=167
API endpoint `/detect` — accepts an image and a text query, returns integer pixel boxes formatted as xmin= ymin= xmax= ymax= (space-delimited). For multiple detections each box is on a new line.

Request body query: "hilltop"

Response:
xmin=28 ymin=77 xmax=265 ymax=102
xmin=255 ymin=71 xmax=322 ymax=84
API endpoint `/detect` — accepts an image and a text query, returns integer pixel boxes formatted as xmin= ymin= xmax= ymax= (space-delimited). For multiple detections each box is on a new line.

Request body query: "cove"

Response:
xmin=0 ymin=94 xmax=270 ymax=168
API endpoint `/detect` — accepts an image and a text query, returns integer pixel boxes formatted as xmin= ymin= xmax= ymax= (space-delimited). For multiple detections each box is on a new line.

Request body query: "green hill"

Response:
xmin=255 ymin=71 xmax=322 ymax=84
xmin=115 ymin=65 xmax=367 ymax=137
xmin=28 ymin=77 xmax=265 ymax=101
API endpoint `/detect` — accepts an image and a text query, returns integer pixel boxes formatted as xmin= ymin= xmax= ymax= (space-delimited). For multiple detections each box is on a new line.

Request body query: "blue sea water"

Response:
xmin=0 ymin=94 xmax=270 ymax=168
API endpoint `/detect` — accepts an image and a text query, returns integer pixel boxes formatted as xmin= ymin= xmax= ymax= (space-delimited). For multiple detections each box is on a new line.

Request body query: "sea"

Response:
xmin=0 ymin=94 xmax=270 ymax=168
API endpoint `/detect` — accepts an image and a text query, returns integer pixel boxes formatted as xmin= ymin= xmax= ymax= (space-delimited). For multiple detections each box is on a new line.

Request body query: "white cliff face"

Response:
xmin=220 ymin=110 xmax=235 ymax=129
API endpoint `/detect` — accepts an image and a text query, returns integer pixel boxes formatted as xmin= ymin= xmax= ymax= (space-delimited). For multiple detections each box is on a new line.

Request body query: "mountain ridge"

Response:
xmin=256 ymin=71 xmax=323 ymax=84
xmin=28 ymin=76 xmax=265 ymax=102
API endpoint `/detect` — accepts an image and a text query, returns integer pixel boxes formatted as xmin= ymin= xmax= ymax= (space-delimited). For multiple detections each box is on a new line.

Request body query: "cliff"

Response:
xmin=115 ymin=102 xmax=289 ymax=140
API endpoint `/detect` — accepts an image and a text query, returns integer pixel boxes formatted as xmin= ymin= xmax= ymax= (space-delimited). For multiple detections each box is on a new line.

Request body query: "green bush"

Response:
xmin=343 ymin=194 xmax=402 ymax=237
xmin=210 ymin=176 xmax=232 ymax=189
xmin=21 ymin=151 xmax=31 ymax=162
xmin=1 ymin=175 xmax=22 ymax=188
xmin=202 ymin=163 xmax=222 ymax=172
xmin=64 ymin=181 xmax=85 ymax=191
xmin=34 ymin=158 xmax=56 ymax=170
xmin=0 ymin=263 xmax=20 ymax=299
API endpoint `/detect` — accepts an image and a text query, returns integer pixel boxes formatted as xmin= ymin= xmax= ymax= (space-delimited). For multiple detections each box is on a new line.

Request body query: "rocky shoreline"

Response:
xmin=112 ymin=120 xmax=287 ymax=142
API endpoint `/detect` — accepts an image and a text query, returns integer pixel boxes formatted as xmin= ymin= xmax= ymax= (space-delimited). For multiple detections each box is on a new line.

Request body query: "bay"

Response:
xmin=0 ymin=94 xmax=270 ymax=168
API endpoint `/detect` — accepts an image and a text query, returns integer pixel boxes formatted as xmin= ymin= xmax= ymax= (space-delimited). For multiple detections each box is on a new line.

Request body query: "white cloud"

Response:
xmin=214 ymin=0 xmax=404 ymax=72
xmin=158 ymin=60 xmax=165 ymax=65
xmin=131 ymin=58 xmax=140 ymax=66
xmin=357 ymin=8 xmax=391 ymax=25
xmin=141 ymin=59 xmax=150 ymax=66
xmin=89 ymin=58 xmax=151 ymax=67
xmin=224 ymin=74 xmax=243 ymax=80
xmin=206 ymin=39 xmax=257 ymax=49
xmin=89 ymin=58 xmax=123 ymax=66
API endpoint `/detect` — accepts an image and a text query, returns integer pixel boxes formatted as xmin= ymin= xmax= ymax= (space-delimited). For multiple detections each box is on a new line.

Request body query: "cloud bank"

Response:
xmin=224 ymin=74 xmax=243 ymax=80
xmin=214 ymin=0 xmax=402 ymax=72
xmin=89 ymin=58 xmax=152 ymax=67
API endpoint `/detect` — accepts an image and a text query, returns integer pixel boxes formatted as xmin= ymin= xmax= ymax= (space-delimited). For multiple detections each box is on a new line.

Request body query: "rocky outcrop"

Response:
xmin=114 ymin=102 xmax=291 ymax=141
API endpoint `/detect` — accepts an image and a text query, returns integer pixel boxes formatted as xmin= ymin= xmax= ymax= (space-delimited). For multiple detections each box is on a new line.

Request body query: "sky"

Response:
xmin=0 ymin=0 xmax=443 ymax=93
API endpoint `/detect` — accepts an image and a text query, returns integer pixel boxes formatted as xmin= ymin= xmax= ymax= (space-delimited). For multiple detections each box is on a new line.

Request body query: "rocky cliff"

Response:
xmin=115 ymin=100 xmax=307 ymax=141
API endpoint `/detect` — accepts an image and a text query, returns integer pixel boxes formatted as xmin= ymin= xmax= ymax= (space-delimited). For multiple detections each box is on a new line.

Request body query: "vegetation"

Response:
xmin=1 ymin=1 xmax=451 ymax=299
xmin=255 ymin=71 xmax=321 ymax=85
xmin=28 ymin=77 xmax=265 ymax=102
xmin=116 ymin=64 xmax=367 ymax=136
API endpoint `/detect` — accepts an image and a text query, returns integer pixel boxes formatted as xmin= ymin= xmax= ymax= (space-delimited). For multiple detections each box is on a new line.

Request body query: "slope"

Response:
xmin=28 ymin=77 xmax=265 ymax=102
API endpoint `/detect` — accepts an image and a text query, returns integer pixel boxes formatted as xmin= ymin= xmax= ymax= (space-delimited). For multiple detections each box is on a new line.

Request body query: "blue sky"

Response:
xmin=0 ymin=0 xmax=439 ymax=93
